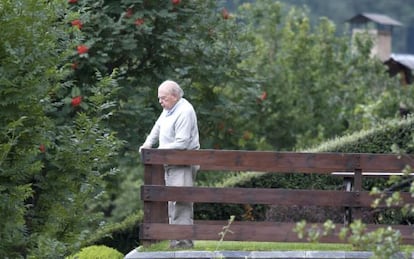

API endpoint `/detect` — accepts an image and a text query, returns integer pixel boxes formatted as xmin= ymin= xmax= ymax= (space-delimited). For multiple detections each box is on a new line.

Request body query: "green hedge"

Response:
xmin=67 ymin=245 xmax=123 ymax=259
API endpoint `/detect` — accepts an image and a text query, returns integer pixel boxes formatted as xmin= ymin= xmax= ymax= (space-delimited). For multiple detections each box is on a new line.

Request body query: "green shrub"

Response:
xmin=68 ymin=245 xmax=123 ymax=259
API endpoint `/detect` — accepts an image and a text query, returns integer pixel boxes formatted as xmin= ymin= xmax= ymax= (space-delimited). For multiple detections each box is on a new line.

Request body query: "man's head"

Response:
xmin=158 ymin=80 xmax=184 ymax=110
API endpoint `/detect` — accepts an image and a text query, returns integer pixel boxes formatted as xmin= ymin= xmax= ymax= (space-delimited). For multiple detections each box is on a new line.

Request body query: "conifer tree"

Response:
xmin=0 ymin=0 xmax=121 ymax=257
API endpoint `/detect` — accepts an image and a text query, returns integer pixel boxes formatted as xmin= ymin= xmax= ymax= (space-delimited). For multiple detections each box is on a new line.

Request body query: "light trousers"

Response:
xmin=164 ymin=165 xmax=198 ymax=225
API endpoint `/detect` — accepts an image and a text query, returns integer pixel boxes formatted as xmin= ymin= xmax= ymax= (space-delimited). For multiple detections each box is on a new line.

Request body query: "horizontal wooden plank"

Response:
xmin=141 ymin=185 xmax=414 ymax=208
xmin=140 ymin=222 xmax=414 ymax=244
xmin=141 ymin=149 xmax=414 ymax=173
xmin=140 ymin=222 xmax=334 ymax=243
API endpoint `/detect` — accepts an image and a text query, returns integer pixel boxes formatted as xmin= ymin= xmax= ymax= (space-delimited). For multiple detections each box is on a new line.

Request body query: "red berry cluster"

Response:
xmin=71 ymin=96 xmax=82 ymax=107
xmin=71 ymin=19 xmax=83 ymax=29
xmin=68 ymin=1 xmax=86 ymax=109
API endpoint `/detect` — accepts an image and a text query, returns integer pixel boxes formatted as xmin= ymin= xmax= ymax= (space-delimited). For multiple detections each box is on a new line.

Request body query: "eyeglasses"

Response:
xmin=158 ymin=95 xmax=169 ymax=101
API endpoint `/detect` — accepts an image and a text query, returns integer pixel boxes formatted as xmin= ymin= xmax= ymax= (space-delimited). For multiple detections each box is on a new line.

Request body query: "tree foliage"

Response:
xmin=237 ymin=1 xmax=402 ymax=150
xmin=268 ymin=0 xmax=414 ymax=53
xmin=0 ymin=0 xmax=121 ymax=257
xmin=66 ymin=0 xmax=255 ymax=159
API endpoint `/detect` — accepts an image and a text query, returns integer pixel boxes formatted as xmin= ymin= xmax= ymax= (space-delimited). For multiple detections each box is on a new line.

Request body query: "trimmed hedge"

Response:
xmin=67 ymin=245 xmax=123 ymax=259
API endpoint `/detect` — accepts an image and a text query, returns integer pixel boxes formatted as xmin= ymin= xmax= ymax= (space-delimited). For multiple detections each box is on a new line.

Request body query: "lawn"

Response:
xmin=138 ymin=241 xmax=355 ymax=252
xmin=136 ymin=240 xmax=414 ymax=254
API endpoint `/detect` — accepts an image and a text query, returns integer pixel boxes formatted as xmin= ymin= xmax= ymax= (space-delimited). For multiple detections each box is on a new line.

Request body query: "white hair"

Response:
xmin=159 ymin=80 xmax=184 ymax=98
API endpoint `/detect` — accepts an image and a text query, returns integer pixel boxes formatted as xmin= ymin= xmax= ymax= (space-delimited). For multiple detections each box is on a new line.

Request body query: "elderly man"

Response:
xmin=139 ymin=80 xmax=200 ymax=249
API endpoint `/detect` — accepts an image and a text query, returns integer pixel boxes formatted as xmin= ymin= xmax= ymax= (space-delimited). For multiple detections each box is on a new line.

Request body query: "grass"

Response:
xmin=136 ymin=240 xmax=414 ymax=254
xmin=138 ymin=240 xmax=352 ymax=252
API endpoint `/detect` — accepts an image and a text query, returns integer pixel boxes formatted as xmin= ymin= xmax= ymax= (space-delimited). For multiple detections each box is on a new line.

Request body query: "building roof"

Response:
xmin=388 ymin=54 xmax=414 ymax=70
xmin=347 ymin=13 xmax=403 ymax=27
xmin=384 ymin=54 xmax=414 ymax=84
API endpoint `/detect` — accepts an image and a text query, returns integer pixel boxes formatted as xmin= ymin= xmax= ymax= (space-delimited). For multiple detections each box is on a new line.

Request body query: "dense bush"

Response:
xmin=67 ymin=245 xmax=123 ymax=259
xmin=0 ymin=0 xmax=121 ymax=257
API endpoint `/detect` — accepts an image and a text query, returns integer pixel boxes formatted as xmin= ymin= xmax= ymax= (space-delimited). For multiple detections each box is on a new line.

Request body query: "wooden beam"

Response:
xmin=140 ymin=222 xmax=414 ymax=244
xmin=141 ymin=185 xmax=414 ymax=208
xmin=141 ymin=149 xmax=414 ymax=173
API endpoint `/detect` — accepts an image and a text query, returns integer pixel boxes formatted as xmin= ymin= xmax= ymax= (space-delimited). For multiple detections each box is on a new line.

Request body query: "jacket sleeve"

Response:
xmin=143 ymin=116 xmax=161 ymax=147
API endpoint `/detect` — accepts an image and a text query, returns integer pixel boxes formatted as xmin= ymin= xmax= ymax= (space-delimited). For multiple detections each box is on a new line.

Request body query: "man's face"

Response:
xmin=158 ymin=87 xmax=178 ymax=110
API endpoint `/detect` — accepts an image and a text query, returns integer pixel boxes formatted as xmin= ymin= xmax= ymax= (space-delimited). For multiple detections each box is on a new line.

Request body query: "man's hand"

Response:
xmin=139 ymin=144 xmax=151 ymax=153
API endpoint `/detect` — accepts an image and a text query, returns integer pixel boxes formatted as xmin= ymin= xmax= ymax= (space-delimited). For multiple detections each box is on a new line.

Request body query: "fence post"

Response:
xmin=140 ymin=161 xmax=168 ymax=246
xmin=351 ymin=168 xmax=363 ymax=222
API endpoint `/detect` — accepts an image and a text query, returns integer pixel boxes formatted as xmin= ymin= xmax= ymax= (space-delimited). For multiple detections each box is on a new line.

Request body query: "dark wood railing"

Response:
xmin=140 ymin=149 xmax=414 ymax=245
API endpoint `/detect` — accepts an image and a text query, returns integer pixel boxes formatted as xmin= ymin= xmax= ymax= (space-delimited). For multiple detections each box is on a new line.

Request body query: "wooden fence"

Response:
xmin=139 ymin=149 xmax=414 ymax=245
